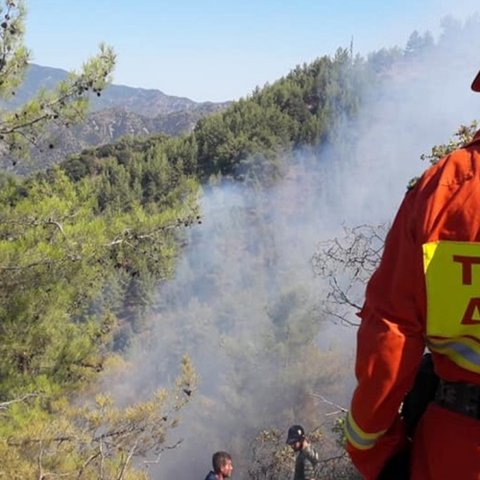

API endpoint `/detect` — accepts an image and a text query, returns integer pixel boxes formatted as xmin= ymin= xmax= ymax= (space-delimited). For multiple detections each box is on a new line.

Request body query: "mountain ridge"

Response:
xmin=1 ymin=63 xmax=230 ymax=173
xmin=12 ymin=63 xmax=230 ymax=117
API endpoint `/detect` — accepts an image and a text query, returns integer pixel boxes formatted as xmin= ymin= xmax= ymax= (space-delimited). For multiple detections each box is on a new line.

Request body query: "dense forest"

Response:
xmin=1 ymin=1 xmax=480 ymax=478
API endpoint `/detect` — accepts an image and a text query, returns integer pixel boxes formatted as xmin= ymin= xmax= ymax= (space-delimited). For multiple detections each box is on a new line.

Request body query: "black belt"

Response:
xmin=434 ymin=379 xmax=480 ymax=420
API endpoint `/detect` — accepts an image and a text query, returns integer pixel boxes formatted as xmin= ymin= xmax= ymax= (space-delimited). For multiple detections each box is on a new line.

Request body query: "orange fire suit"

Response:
xmin=345 ymin=130 xmax=480 ymax=479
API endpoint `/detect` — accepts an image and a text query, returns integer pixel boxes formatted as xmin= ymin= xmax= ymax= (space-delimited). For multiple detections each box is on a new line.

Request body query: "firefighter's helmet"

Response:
xmin=472 ymin=69 xmax=480 ymax=92
xmin=286 ymin=424 xmax=305 ymax=444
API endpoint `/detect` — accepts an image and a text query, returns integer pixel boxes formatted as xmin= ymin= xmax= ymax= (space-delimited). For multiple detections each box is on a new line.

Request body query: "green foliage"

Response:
xmin=0 ymin=356 xmax=197 ymax=479
xmin=0 ymin=1 xmax=116 ymax=164
xmin=193 ymin=48 xmax=373 ymax=183
xmin=407 ymin=120 xmax=478 ymax=190
xmin=332 ymin=416 xmax=347 ymax=448
xmin=2 ymin=7 xmax=476 ymax=478
xmin=248 ymin=429 xmax=296 ymax=479
xmin=0 ymin=150 xmax=200 ymax=391
xmin=0 ymin=3 xmax=202 ymax=476
xmin=248 ymin=427 xmax=358 ymax=480
xmin=0 ymin=0 xmax=29 ymax=98
xmin=0 ymin=107 xmax=200 ymax=474
xmin=367 ymin=47 xmax=403 ymax=74
xmin=62 ymin=42 xmax=401 ymax=192
xmin=420 ymin=120 xmax=478 ymax=165
xmin=404 ymin=30 xmax=434 ymax=58
xmin=195 ymin=99 xmax=293 ymax=179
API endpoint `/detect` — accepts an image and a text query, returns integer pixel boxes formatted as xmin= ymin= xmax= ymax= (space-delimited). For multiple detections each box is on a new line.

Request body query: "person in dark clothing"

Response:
xmin=204 ymin=451 xmax=233 ymax=480
xmin=286 ymin=425 xmax=319 ymax=480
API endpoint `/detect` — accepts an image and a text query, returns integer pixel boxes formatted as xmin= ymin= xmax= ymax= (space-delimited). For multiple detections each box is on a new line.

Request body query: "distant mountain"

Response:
xmin=1 ymin=64 xmax=230 ymax=173
xmin=19 ymin=103 xmax=226 ymax=172
xmin=11 ymin=64 xmax=229 ymax=118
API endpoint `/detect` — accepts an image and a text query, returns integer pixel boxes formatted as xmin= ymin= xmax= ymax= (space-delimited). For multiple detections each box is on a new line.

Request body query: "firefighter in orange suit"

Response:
xmin=345 ymin=70 xmax=480 ymax=480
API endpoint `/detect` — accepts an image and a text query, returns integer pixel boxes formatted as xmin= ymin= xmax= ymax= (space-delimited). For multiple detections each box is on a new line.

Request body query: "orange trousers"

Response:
xmin=411 ymin=403 xmax=480 ymax=479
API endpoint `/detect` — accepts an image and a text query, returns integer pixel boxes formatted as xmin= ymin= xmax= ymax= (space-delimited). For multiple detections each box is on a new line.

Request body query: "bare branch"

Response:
xmin=143 ymin=440 xmax=183 ymax=465
xmin=0 ymin=392 xmax=39 ymax=410
xmin=36 ymin=441 xmax=44 ymax=480
xmin=312 ymin=223 xmax=388 ymax=325
xmin=116 ymin=439 xmax=139 ymax=480
xmin=310 ymin=392 xmax=347 ymax=413
xmin=76 ymin=450 xmax=102 ymax=479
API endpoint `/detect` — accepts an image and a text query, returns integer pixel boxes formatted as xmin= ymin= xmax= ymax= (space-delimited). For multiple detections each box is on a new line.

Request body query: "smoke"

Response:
xmin=99 ymin=14 xmax=480 ymax=480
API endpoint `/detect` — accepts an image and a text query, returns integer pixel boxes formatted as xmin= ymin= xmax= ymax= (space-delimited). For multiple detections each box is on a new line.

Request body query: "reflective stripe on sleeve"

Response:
xmin=344 ymin=410 xmax=386 ymax=450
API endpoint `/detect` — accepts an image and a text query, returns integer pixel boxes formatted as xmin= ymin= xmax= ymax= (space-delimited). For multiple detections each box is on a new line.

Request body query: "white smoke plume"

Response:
xmin=99 ymin=13 xmax=480 ymax=479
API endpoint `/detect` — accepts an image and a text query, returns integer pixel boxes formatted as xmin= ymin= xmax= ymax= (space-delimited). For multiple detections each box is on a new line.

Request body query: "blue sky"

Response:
xmin=25 ymin=0 xmax=479 ymax=102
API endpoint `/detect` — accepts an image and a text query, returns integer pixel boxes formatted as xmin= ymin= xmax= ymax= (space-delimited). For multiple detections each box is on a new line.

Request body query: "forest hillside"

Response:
xmin=1 ymin=5 xmax=480 ymax=478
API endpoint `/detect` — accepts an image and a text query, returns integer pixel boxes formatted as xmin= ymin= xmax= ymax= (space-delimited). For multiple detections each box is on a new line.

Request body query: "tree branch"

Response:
xmin=0 ymin=392 xmax=39 ymax=410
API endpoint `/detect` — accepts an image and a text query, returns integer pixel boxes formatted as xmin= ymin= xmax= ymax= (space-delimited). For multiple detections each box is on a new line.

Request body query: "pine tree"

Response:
xmin=0 ymin=3 xmax=199 ymax=477
xmin=0 ymin=0 xmax=116 ymax=164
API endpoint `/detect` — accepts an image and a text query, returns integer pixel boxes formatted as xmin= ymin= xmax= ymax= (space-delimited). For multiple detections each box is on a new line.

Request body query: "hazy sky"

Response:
xmin=24 ymin=0 xmax=479 ymax=102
